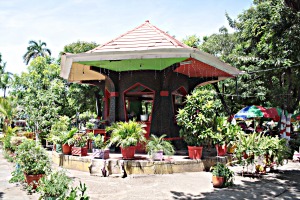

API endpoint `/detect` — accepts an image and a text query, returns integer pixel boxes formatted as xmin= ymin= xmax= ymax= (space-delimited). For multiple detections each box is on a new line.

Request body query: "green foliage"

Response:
xmin=64 ymin=181 xmax=89 ymax=200
xmin=146 ymin=134 xmax=175 ymax=156
xmin=211 ymin=163 xmax=234 ymax=187
xmin=199 ymin=0 xmax=300 ymax=113
xmin=1 ymin=126 xmax=20 ymax=151
xmin=86 ymin=122 xmax=94 ymax=129
xmin=62 ymin=40 xmax=98 ymax=54
xmin=0 ymin=97 xmax=16 ymax=130
xmin=182 ymin=34 xmax=201 ymax=48
xmin=107 ymin=120 xmax=147 ymax=148
xmin=10 ymin=136 xmax=27 ymax=151
xmin=176 ymin=88 xmax=222 ymax=146
xmin=92 ymin=134 xmax=107 ymax=149
xmin=37 ymin=170 xmax=72 ymax=199
xmin=11 ymin=57 xmax=62 ymax=136
xmin=48 ymin=116 xmax=74 ymax=144
xmin=23 ymin=40 xmax=51 ymax=65
xmin=9 ymin=165 xmax=25 ymax=183
xmin=67 ymin=133 xmax=88 ymax=147
xmin=234 ymin=132 xmax=290 ymax=168
xmin=211 ymin=116 xmax=243 ymax=145
xmin=0 ymin=54 xmax=13 ymax=97
xmin=15 ymin=139 xmax=51 ymax=175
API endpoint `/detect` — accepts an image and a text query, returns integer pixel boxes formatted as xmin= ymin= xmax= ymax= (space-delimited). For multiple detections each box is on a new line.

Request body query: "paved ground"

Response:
xmin=1 ymin=149 xmax=300 ymax=200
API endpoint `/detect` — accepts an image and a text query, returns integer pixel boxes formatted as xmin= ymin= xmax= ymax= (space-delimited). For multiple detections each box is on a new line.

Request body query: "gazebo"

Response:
xmin=60 ymin=20 xmax=241 ymax=147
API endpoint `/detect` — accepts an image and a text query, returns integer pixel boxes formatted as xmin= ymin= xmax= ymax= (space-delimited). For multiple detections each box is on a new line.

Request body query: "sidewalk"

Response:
xmin=1 ymin=148 xmax=300 ymax=200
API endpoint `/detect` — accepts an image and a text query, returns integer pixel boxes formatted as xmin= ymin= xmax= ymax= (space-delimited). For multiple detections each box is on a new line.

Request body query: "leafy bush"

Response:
xmin=15 ymin=139 xmax=51 ymax=175
xmin=176 ymin=89 xmax=222 ymax=146
xmin=37 ymin=170 xmax=72 ymax=199
xmin=64 ymin=181 xmax=89 ymax=200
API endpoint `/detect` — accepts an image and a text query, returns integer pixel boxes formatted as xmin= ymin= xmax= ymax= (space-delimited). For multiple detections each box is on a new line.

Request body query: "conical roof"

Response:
xmin=89 ymin=20 xmax=191 ymax=53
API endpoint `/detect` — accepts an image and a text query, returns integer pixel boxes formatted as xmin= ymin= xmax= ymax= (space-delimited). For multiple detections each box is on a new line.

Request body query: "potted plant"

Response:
xmin=48 ymin=116 xmax=70 ymax=153
xmin=176 ymin=88 xmax=221 ymax=159
xmin=107 ymin=120 xmax=147 ymax=159
xmin=68 ymin=133 xmax=89 ymax=156
xmin=37 ymin=170 xmax=72 ymax=199
xmin=146 ymin=134 xmax=175 ymax=161
xmin=212 ymin=116 xmax=241 ymax=156
xmin=86 ymin=122 xmax=95 ymax=130
xmin=60 ymin=128 xmax=77 ymax=155
xmin=211 ymin=163 xmax=234 ymax=188
xmin=15 ymin=139 xmax=51 ymax=189
xmin=92 ymin=134 xmax=109 ymax=159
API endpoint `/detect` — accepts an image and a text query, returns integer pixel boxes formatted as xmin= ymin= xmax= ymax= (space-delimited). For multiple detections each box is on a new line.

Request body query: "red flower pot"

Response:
xmin=216 ymin=144 xmax=227 ymax=156
xmin=188 ymin=146 xmax=203 ymax=159
xmin=62 ymin=144 xmax=72 ymax=155
xmin=212 ymin=176 xmax=224 ymax=188
xmin=24 ymin=173 xmax=44 ymax=189
xmin=121 ymin=146 xmax=136 ymax=159
xmin=71 ymin=146 xmax=88 ymax=156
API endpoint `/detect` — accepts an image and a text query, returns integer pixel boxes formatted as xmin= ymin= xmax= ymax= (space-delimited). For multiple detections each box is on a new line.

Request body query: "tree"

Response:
xmin=0 ymin=53 xmax=13 ymax=97
xmin=11 ymin=57 xmax=62 ymax=136
xmin=59 ymin=41 xmax=103 ymax=118
xmin=182 ymin=35 xmax=201 ymax=48
xmin=199 ymin=0 xmax=300 ymax=116
xmin=228 ymin=0 xmax=300 ymax=113
xmin=23 ymin=40 xmax=51 ymax=65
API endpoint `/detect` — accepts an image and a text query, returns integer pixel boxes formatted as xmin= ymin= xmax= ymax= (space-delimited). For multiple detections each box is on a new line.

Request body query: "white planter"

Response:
xmin=151 ymin=150 xmax=164 ymax=161
xmin=140 ymin=114 xmax=149 ymax=121
xmin=92 ymin=149 xmax=110 ymax=159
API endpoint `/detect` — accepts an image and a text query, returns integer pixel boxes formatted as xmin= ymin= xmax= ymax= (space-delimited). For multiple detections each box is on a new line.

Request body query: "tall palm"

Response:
xmin=0 ymin=54 xmax=12 ymax=97
xmin=0 ymin=72 xmax=12 ymax=98
xmin=23 ymin=40 xmax=51 ymax=65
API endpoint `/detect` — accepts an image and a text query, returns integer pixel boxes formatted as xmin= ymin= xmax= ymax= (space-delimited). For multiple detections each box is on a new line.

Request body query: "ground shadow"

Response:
xmin=171 ymin=169 xmax=300 ymax=200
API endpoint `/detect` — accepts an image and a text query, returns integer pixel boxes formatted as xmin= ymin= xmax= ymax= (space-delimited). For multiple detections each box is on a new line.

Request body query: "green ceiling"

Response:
xmin=77 ymin=57 xmax=188 ymax=72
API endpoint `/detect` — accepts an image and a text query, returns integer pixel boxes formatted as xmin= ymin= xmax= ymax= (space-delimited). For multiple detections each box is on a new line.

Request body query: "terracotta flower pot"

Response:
xmin=62 ymin=144 xmax=72 ymax=155
xmin=212 ymin=175 xmax=224 ymax=188
xmin=24 ymin=173 xmax=44 ymax=189
xmin=71 ymin=146 xmax=88 ymax=156
xmin=188 ymin=146 xmax=203 ymax=159
xmin=215 ymin=144 xmax=227 ymax=156
xmin=121 ymin=146 xmax=136 ymax=159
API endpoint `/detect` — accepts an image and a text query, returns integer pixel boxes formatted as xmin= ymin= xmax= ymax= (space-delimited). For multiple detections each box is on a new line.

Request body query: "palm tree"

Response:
xmin=23 ymin=40 xmax=52 ymax=65
xmin=0 ymin=72 xmax=12 ymax=98
xmin=0 ymin=54 xmax=12 ymax=97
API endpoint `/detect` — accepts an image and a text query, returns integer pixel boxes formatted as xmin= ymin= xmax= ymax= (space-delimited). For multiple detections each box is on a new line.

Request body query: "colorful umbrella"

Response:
xmin=234 ymin=105 xmax=269 ymax=120
xmin=265 ymin=107 xmax=285 ymax=122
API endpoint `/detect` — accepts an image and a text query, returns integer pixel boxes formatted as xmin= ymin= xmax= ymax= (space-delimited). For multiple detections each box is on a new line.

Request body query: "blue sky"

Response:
xmin=0 ymin=0 xmax=253 ymax=75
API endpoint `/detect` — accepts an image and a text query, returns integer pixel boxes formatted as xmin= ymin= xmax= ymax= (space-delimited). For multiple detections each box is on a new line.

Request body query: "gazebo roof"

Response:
xmin=60 ymin=20 xmax=243 ymax=83
xmin=89 ymin=20 xmax=191 ymax=52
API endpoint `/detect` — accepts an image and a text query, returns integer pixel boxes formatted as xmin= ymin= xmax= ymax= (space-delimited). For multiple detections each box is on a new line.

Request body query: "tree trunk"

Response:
xmin=212 ymin=83 xmax=231 ymax=116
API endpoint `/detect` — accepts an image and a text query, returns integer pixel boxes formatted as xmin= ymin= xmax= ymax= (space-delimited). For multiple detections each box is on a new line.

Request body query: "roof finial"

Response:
xmin=145 ymin=20 xmax=150 ymax=23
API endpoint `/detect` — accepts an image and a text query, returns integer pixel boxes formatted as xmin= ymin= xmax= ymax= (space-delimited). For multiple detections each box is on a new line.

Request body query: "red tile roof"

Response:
xmin=89 ymin=20 xmax=192 ymax=52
